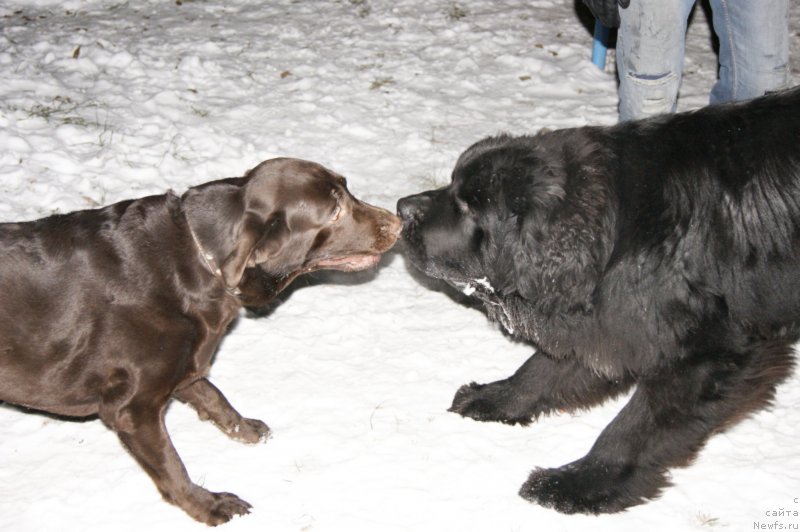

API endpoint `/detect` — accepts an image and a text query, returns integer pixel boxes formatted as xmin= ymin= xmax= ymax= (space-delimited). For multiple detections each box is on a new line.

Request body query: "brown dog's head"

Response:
xmin=182 ymin=158 xmax=401 ymax=301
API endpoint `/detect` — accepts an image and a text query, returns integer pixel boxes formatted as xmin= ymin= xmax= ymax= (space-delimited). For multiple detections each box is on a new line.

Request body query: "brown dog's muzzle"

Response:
xmin=371 ymin=206 xmax=403 ymax=252
xmin=313 ymin=202 xmax=402 ymax=272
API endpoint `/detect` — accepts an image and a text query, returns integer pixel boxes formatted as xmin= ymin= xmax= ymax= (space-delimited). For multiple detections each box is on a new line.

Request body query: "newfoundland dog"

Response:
xmin=397 ymin=87 xmax=800 ymax=514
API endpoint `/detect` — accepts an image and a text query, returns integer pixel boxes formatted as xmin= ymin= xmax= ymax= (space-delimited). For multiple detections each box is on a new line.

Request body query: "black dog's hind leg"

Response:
xmin=450 ymin=352 xmax=634 ymax=425
xmin=520 ymin=341 xmax=795 ymax=514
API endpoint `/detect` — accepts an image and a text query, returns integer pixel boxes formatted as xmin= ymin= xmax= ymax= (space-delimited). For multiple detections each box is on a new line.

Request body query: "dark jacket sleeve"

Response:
xmin=582 ymin=0 xmax=629 ymax=28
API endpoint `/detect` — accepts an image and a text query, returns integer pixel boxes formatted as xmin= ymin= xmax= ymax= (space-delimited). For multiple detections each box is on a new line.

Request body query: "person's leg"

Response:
xmin=708 ymin=0 xmax=789 ymax=104
xmin=616 ymin=0 xmax=696 ymax=121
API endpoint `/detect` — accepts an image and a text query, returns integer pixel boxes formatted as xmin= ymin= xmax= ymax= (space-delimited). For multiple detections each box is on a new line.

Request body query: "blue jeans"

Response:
xmin=617 ymin=0 xmax=790 ymax=121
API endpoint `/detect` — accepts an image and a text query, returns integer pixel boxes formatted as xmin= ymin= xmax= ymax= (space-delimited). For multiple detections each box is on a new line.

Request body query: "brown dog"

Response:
xmin=0 ymin=158 xmax=401 ymax=525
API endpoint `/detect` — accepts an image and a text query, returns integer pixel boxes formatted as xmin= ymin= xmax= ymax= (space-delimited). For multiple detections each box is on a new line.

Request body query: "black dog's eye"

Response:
xmin=470 ymin=226 xmax=485 ymax=250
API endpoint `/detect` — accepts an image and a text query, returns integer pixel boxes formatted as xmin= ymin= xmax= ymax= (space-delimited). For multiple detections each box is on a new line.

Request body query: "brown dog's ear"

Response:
xmin=512 ymin=133 xmax=616 ymax=312
xmin=220 ymin=211 xmax=288 ymax=289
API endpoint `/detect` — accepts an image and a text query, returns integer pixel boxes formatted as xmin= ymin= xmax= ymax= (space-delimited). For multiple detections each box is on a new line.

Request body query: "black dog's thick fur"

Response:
xmin=397 ymin=87 xmax=800 ymax=513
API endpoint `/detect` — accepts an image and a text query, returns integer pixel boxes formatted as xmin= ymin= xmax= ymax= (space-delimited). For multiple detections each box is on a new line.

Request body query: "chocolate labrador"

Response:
xmin=0 ymin=157 xmax=401 ymax=525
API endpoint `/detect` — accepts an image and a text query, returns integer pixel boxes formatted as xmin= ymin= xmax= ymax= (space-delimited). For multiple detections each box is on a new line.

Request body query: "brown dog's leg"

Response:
xmin=102 ymin=401 xmax=251 ymax=526
xmin=174 ymin=378 xmax=270 ymax=444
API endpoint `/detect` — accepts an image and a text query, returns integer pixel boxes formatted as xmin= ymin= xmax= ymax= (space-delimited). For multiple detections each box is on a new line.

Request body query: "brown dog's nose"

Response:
xmin=385 ymin=212 xmax=403 ymax=238
xmin=370 ymin=208 xmax=403 ymax=250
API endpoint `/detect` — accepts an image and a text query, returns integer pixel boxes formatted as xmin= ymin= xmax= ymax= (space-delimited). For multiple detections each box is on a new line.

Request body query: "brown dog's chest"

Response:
xmin=178 ymin=298 xmax=241 ymax=387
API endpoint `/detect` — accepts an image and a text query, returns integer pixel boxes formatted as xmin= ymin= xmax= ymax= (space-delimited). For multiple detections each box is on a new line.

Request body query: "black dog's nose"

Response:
xmin=397 ymin=193 xmax=432 ymax=222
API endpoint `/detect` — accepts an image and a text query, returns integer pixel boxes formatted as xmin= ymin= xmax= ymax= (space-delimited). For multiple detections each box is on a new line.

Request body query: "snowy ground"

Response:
xmin=1 ymin=1 xmax=799 ymax=531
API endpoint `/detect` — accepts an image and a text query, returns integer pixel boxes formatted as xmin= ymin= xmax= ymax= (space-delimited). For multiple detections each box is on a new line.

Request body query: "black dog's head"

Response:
xmin=398 ymin=130 xmax=617 ymax=318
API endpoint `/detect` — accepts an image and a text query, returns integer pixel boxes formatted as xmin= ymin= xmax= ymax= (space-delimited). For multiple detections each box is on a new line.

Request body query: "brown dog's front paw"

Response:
xmin=228 ymin=418 xmax=271 ymax=444
xmin=184 ymin=488 xmax=252 ymax=526
xmin=207 ymin=491 xmax=252 ymax=526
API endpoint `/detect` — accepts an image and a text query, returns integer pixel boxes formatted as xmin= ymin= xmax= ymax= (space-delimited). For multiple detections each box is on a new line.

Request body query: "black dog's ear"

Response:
xmin=511 ymin=133 xmax=616 ymax=312
xmin=499 ymin=151 xmax=566 ymax=218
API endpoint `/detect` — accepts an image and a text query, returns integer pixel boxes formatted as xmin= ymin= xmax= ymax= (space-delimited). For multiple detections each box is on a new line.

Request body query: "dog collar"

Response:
xmin=184 ymin=216 xmax=242 ymax=297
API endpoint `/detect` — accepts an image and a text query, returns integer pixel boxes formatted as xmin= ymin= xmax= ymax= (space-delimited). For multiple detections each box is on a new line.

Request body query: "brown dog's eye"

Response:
xmin=331 ymin=203 xmax=342 ymax=223
xmin=329 ymin=190 xmax=344 ymax=223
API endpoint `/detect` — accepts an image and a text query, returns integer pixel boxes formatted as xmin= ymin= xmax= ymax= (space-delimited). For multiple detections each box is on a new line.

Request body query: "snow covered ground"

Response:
xmin=1 ymin=1 xmax=798 ymax=530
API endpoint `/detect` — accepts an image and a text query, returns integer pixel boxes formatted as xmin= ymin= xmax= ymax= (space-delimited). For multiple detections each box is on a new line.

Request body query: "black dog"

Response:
xmin=397 ymin=87 xmax=800 ymax=514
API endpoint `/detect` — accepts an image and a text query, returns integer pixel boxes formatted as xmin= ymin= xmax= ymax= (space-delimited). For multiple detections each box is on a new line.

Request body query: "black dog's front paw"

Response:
xmin=519 ymin=460 xmax=667 ymax=514
xmin=448 ymin=381 xmax=535 ymax=425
